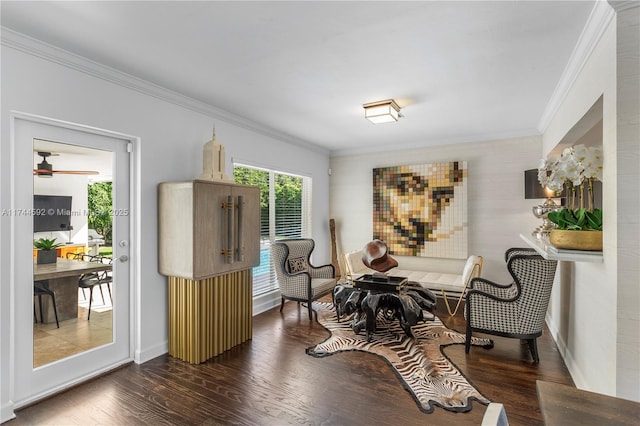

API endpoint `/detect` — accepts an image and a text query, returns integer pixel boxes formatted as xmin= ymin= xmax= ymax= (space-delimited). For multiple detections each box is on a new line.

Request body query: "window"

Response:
xmin=233 ymin=164 xmax=312 ymax=296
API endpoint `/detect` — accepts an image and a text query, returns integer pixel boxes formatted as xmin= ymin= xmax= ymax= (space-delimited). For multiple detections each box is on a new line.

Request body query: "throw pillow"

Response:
xmin=288 ymin=257 xmax=308 ymax=273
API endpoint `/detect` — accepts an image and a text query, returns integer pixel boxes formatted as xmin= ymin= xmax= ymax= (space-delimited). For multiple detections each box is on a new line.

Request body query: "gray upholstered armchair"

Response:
xmin=272 ymin=238 xmax=337 ymax=320
xmin=465 ymin=249 xmax=557 ymax=363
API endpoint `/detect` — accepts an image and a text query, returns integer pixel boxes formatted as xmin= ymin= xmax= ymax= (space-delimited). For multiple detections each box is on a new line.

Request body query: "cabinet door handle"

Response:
xmin=226 ymin=195 xmax=234 ymax=264
xmin=236 ymin=195 xmax=244 ymax=262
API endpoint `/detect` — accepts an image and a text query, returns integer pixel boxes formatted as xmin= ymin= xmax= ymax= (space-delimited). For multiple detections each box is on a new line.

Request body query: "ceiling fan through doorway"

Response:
xmin=34 ymin=151 xmax=99 ymax=177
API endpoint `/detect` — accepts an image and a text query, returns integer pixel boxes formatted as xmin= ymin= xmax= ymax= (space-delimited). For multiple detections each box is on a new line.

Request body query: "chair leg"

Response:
xmin=465 ymin=297 xmax=472 ymax=353
xmin=50 ymin=292 xmax=60 ymax=328
xmin=87 ymin=286 xmax=94 ymax=320
xmin=307 ymin=299 xmax=314 ymax=321
xmin=38 ymin=294 xmax=44 ymax=326
xmin=279 ymin=296 xmax=285 ymax=312
xmin=98 ymin=284 xmax=105 ymax=304
xmin=528 ymin=338 xmax=539 ymax=363
xmin=107 ymin=283 xmax=112 ymax=303
xmin=34 ymin=302 xmax=38 ymax=324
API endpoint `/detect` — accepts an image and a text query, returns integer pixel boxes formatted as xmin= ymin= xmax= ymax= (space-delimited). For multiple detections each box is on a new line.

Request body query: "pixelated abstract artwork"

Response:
xmin=373 ymin=162 xmax=468 ymax=259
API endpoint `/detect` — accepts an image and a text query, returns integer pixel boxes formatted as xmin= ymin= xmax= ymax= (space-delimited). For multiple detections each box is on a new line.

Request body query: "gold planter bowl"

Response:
xmin=549 ymin=229 xmax=603 ymax=251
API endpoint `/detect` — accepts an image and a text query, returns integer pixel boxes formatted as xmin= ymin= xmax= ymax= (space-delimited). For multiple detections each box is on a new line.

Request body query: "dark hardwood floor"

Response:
xmin=11 ymin=297 xmax=573 ymax=425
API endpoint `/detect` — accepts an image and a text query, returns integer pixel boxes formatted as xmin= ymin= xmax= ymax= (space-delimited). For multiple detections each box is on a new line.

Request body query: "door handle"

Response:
xmin=118 ymin=255 xmax=129 ymax=262
xmin=236 ymin=195 xmax=244 ymax=262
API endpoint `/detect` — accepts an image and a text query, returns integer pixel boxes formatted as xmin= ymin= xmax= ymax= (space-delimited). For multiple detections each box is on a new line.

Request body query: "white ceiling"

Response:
xmin=2 ymin=1 xmax=596 ymax=156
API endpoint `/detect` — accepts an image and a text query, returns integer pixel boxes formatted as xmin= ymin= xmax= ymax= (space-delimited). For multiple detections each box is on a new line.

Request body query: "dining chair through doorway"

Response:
xmin=33 ymin=280 xmax=59 ymax=328
xmin=68 ymin=252 xmax=111 ymax=320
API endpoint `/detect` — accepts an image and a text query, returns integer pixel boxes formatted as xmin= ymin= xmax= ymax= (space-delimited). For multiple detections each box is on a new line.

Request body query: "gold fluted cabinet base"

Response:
xmin=168 ymin=270 xmax=253 ymax=364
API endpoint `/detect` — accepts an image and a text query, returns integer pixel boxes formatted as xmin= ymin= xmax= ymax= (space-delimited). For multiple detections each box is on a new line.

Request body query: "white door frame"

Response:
xmin=7 ymin=111 xmax=140 ymax=414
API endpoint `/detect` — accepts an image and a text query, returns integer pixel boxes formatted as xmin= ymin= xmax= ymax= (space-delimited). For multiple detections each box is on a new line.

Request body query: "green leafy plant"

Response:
xmin=88 ymin=182 xmax=113 ymax=243
xmin=33 ymin=237 xmax=64 ymax=251
xmin=547 ymin=208 xmax=602 ymax=231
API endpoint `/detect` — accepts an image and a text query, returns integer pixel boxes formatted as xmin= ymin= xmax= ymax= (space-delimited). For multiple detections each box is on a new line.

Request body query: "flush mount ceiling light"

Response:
xmin=363 ymin=99 xmax=401 ymax=124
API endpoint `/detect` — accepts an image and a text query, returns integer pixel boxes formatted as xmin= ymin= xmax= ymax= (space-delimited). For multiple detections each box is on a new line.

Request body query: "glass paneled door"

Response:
xmin=11 ymin=115 xmax=133 ymax=407
xmin=32 ymin=140 xmax=114 ymax=367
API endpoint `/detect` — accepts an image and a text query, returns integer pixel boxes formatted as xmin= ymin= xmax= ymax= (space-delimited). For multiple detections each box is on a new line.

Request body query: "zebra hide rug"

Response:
xmin=306 ymin=302 xmax=493 ymax=414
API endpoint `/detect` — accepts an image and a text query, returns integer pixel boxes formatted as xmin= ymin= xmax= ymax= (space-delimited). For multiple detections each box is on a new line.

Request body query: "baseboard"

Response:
xmin=253 ymin=290 xmax=280 ymax=316
xmin=135 ymin=340 xmax=168 ymax=364
xmin=13 ymin=358 xmax=132 ymax=410
xmin=545 ymin=313 xmax=589 ymax=389
xmin=133 ymin=292 xmax=280 ymax=365
xmin=1 ymin=401 xmax=16 ymax=424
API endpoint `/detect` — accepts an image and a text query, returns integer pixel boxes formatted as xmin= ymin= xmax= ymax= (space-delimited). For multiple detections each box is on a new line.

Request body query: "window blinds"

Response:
xmin=233 ymin=164 xmax=311 ymax=296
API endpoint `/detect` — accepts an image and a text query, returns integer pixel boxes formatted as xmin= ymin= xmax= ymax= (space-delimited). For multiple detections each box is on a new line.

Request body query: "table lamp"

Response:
xmin=524 ymin=169 xmax=562 ymax=239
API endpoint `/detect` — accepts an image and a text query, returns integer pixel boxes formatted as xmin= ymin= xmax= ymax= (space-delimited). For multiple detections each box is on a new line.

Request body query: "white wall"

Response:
xmin=0 ymin=32 xmax=331 ymax=421
xmin=543 ymin=3 xmax=640 ymax=400
xmin=543 ymin=18 xmax=617 ymax=396
xmin=329 ymin=136 xmax=542 ymax=284
xmin=613 ymin=4 xmax=639 ymax=401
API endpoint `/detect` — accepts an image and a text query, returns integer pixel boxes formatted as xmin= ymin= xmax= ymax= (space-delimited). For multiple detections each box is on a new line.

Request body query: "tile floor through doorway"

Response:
xmin=33 ymin=285 xmax=113 ymax=367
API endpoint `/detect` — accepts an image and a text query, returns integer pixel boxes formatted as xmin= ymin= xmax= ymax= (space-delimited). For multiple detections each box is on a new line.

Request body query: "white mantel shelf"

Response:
xmin=520 ymin=233 xmax=603 ymax=263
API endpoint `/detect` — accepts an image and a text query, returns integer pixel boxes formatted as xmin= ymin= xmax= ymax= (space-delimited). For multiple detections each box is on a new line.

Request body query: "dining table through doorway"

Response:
xmin=33 ymin=258 xmax=112 ymax=323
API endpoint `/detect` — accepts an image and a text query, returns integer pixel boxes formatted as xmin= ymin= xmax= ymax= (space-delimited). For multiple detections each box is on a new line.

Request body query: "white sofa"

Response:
xmin=343 ymin=250 xmax=483 ymax=315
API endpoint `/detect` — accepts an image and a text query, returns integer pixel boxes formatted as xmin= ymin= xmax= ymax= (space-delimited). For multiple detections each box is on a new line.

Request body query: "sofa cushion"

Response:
xmin=391 ymin=269 xmax=465 ymax=293
xmin=311 ymin=277 xmax=338 ymax=297
xmin=344 ymin=249 xmax=482 ymax=295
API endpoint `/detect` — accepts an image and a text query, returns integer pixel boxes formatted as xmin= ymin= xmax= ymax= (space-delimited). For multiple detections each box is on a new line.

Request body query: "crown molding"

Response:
xmin=608 ymin=1 xmax=640 ymax=12
xmin=330 ymin=128 xmax=541 ymax=157
xmin=0 ymin=27 xmax=329 ymax=155
xmin=537 ymin=1 xmax=615 ymax=133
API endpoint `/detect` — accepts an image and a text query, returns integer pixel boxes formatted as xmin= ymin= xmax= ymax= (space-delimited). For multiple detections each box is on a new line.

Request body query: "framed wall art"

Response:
xmin=372 ymin=161 xmax=468 ymax=259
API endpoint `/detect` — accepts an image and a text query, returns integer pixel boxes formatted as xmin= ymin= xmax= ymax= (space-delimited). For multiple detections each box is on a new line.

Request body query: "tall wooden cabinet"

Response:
xmin=158 ymin=180 xmax=260 ymax=279
xmin=158 ymin=179 xmax=260 ymax=363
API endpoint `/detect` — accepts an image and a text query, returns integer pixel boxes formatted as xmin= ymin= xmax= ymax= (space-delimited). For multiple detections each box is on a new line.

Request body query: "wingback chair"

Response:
xmin=272 ymin=238 xmax=337 ymax=320
xmin=465 ymin=249 xmax=557 ymax=363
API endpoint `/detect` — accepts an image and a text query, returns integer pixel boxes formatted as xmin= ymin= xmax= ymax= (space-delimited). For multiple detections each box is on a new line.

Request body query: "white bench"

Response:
xmin=343 ymin=250 xmax=483 ymax=316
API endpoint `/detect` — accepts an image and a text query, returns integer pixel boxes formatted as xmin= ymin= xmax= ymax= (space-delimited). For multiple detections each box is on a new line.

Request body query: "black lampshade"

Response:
xmin=524 ymin=169 xmax=556 ymax=199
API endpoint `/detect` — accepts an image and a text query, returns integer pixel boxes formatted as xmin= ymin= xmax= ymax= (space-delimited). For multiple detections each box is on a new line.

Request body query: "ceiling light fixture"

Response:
xmin=363 ymin=99 xmax=401 ymax=124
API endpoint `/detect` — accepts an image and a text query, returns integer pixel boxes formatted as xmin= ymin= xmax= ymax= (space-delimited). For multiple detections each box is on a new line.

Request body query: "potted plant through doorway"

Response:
xmin=34 ymin=237 xmax=63 ymax=264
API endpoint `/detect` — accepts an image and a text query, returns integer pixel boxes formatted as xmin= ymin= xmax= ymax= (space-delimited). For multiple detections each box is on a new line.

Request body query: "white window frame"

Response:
xmin=233 ymin=162 xmax=312 ymax=296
